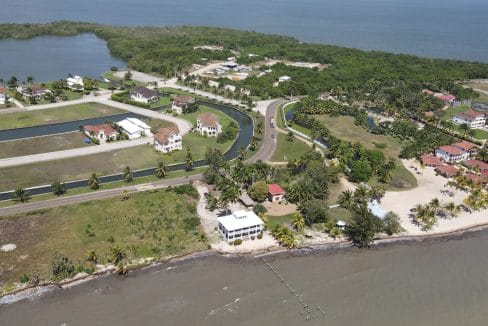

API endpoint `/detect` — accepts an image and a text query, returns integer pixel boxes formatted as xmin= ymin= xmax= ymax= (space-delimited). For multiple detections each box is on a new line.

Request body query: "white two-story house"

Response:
xmin=196 ymin=112 xmax=222 ymax=137
xmin=154 ymin=126 xmax=182 ymax=153
xmin=130 ymin=86 xmax=158 ymax=104
xmin=453 ymin=109 xmax=486 ymax=129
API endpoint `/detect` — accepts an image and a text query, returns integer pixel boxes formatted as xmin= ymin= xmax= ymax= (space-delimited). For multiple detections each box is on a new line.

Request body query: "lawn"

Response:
xmin=180 ymin=105 xmax=236 ymax=127
xmin=0 ymin=132 xmax=92 ymax=159
xmin=0 ymin=189 xmax=207 ymax=289
xmin=271 ymin=132 xmax=311 ymax=162
xmin=267 ymin=213 xmax=295 ymax=228
xmin=0 ymin=103 xmax=125 ymax=130
xmin=314 ymin=114 xmax=417 ymax=191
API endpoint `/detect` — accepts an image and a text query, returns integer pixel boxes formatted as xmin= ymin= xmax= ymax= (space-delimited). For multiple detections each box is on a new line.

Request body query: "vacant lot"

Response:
xmin=0 ymin=189 xmax=206 ymax=287
xmin=271 ymin=133 xmax=311 ymax=162
xmin=0 ymin=132 xmax=92 ymax=159
xmin=314 ymin=115 xmax=417 ymax=191
xmin=181 ymin=105 xmax=235 ymax=127
xmin=0 ymin=103 xmax=124 ymax=130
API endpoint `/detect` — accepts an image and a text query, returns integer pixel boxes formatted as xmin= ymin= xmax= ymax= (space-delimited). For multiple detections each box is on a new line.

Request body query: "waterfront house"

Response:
xmin=462 ymin=159 xmax=488 ymax=172
xmin=435 ymin=144 xmax=471 ymax=163
xmin=435 ymin=165 xmax=459 ymax=178
xmin=420 ymin=154 xmax=443 ymax=168
xmin=465 ymin=173 xmax=487 ymax=185
xmin=0 ymin=87 xmax=5 ymax=104
xmin=452 ymin=109 xmax=486 ymax=129
xmin=117 ymin=118 xmax=152 ymax=139
xmin=171 ymin=95 xmax=195 ymax=114
xmin=196 ymin=112 xmax=222 ymax=136
xmin=452 ymin=141 xmax=478 ymax=157
xmin=16 ymin=84 xmax=51 ymax=100
xmin=82 ymin=124 xmax=118 ymax=143
xmin=268 ymin=184 xmax=285 ymax=203
xmin=217 ymin=210 xmax=264 ymax=242
xmin=130 ymin=86 xmax=158 ymax=104
xmin=66 ymin=75 xmax=84 ymax=91
xmin=153 ymin=126 xmax=182 ymax=153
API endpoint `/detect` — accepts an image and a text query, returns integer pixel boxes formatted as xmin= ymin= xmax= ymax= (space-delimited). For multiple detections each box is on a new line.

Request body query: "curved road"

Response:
xmin=0 ymin=99 xmax=284 ymax=216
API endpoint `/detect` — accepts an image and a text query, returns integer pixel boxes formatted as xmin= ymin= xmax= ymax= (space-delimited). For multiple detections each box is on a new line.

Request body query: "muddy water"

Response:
xmin=2 ymin=232 xmax=488 ymax=325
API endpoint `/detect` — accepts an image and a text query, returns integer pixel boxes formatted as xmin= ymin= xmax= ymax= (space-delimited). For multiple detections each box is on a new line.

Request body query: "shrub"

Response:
xmin=20 ymin=274 xmax=30 ymax=283
xmin=248 ymin=181 xmax=269 ymax=202
xmin=257 ymin=232 xmax=263 ymax=239
xmin=51 ymin=253 xmax=75 ymax=281
xmin=166 ymin=184 xmax=199 ymax=198
xmin=253 ymin=203 xmax=267 ymax=215
xmin=233 ymin=239 xmax=243 ymax=246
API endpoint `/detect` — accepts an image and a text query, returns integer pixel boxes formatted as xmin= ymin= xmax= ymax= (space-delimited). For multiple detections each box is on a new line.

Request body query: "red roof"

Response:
xmin=455 ymin=109 xmax=485 ymax=121
xmin=453 ymin=141 xmax=477 ymax=152
xmin=435 ymin=94 xmax=456 ymax=102
xmin=268 ymin=184 xmax=285 ymax=195
xmin=482 ymin=171 xmax=488 ymax=178
xmin=438 ymin=145 xmax=465 ymax=156
xmin=154 ymin=126 xmax=180 ymax=145
xmin=462 ymin=159 xmax=488 ymax=171
xmin=465 ymin=173 xmax=487 ymax=184
xmin=83 ymin=124 xmax=117 ymax=135
xmin=435 ymin=165 xmax=458 ymax=178
xmin=420 ymin=154 xmax=443 ymax=167
xmin=0 ymin=86 xmax=4 ymax=94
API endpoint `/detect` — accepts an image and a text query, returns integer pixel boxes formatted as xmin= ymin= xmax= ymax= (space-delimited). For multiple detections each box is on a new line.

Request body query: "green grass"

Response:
xmin=0 ymin=189 xmax=207 ymax=289
xmin=476 ymin=93 xmax=488 ymax=104
xmin=180 ymin=105 xmax=235 ymax=126
xmin=328 ymin=207 xmax=352 ymax=223
xmin=0 ymin=102 xmax=124 ymax=130
xmin=0 ymin=132 xmax=93 ymax=159
xmin=267 ymin=213 xmax=295 ymax=228
xmin=439 ymin=104 xmax=471 ymax=122
xmin=271 ymin=132 xmax=311 ymax=162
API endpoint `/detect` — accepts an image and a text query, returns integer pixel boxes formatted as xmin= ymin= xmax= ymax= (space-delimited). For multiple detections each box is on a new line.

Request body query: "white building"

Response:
xmin=196 ymin=112 xmax=222 ymax=136
xmin=217 ymin=210 xmax=264 ymax=242
xmin=83 ymin=124 xmax=118 ymax=143
xmin=153 ymin=126 xmax=182 ymax=153
xmin=0 ymin=87 xmax=5 ymax=105
xmin=67 ymin=75 xmax=84 ymax=91
xmin=16 ymin=85 xmax=51 ymax=100
xmin=278 ymin=76 xmax=292 ymax=82
xmin=117 ymin=118 xmax=152 ymax=139
xmin=452 ymin=109 xmax=486 ymax=129
xmin=130 ymin=86 xmax=158 ymax=104
xmin=435 ymin=145 xmax=469 ymax=163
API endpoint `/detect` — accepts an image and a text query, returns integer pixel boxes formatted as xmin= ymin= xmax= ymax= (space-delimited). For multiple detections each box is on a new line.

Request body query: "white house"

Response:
xmin=16 ymin=85 xmax=51 ymax=100
xmin=435 ymin=145 xmax=469 ymax=163
xmin=278 ymin=76 xmax=292 ymax=82
xmin=154 ymin=126 xmax=182 ymax=153
xmin=117 ymin=118 xmax=152 ymax=139
xmin=130 ymin=86 xmax=158 ymax=104
xmin=82 ymin=124 xmax=118 ymax=143
xmin=217 ymin=210 xmax=264 ymax=242
xmin=196 ymin=112 xmax=222 ymax=136
xmin=0 ymin=87 xmax=5 ymax=105
xmin=452 ymin=109 xmax=486 ymax=129
xmin=67 ymin=75 xmax=84 ymax=91
xmin=171 ymin=95 xmax=195 ymax=114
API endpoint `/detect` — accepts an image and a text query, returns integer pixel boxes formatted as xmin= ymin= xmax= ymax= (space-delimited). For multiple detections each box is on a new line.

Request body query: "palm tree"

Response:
xmin=123 ymin=166 xmax=133 ymax=182
xmin=338 ymin=190 xmax=354 ymax=209
xmin=429 ymin=197 xmax=440 ymax=212
xmin=444 ymin=201 xmax=459 ymax=218
xmin=369 ymin=185 xmax=386 ymax=203
xmin=286 ymin=131 xmax=294 ymax=142
xmin=11 ymin=187 xmax=31 ymax=203
xmin=155 ymin=161 xmax=167 ymax=178
xmin=51 ymin=180 xmax=67 ymax=196
xmin=26 ymin=76 xmax=34 ymax=84
xmin=88 ymin=173 xmax=100 ymax=190
xmin=459 ymin=123 xmax=469 ymax=136
xmin=291 ymin=212 xmax=305 ymax=231
xmin=185 ymin=147 xmax=194 ymax=171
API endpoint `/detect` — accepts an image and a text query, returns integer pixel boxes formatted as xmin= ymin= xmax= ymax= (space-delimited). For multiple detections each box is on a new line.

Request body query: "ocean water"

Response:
xmin=0 ymin=0 xmax=487 ymax=62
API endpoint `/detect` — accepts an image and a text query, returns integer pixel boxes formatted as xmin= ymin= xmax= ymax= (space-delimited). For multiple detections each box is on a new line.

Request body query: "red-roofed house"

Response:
xmin=422 ymin=89 xmax=457 ymax=105
xmin=153 ymin=126 xmax=182 ymax=153
xmin=452 ymin=141 xmax=478 ymax=157
xmin=465 ymin=173 xmax=487 ymax=185
xmin=453 ymin=109 xmax=486 ymax=129
xmin=462 ymin=159 xmax=488 ymax=172
xmin=435 ymin=165 xmax=459 ymax=178
xmin=83 ymin=124 xmax=118 ymax=143
xmin=420 ymin=154 xmax=443 ymax=167
xmin=0 ymin=86 xmax=5 ymax=104
xmin=435 ymin=145 xmax=469 ymax=163
xmin=268 ymin=184 xmax=285 ymax=203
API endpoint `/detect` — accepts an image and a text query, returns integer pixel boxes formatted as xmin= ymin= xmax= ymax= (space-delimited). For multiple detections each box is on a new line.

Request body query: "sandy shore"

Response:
xmin=381 ymin=159 xmax=488 ymax=236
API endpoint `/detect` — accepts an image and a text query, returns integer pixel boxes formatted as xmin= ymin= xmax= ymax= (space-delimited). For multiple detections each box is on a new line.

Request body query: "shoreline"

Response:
xmin=3 ymin=220 xmax=488 ymax=306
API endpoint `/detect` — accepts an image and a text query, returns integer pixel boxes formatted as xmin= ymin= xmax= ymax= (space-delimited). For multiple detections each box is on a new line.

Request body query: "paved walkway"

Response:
xmin=0 ymin=137 xmax=152 ymax=168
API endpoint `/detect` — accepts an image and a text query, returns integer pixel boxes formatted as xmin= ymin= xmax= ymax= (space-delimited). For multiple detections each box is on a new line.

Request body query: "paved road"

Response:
xmin=0 ymin=175 xmax=204 ymax=216
xmin=248 ymin=99 xmax=286 ymax=163
xmin=0 ymin=137 xmax=152 ymax=168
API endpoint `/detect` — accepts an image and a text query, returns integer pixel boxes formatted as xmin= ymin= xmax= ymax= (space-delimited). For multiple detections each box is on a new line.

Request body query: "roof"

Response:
xmin=422 ymin=89 xmax=434 ymax=95
xmin=368 ymin=200 xmax=386 ymax=219
xmin=268 ymin=183 xmax=285 ymax=195
xmin=420 ymin=154 xmax=443 ymax=167
xmin=435 ymin=93 xmax=456 ymax=102
xmin=437 ymin=145 xmax=465 ymax=156
xmin=453 ymin=141 xmax=477 ymax=151
xmin=117 ymin=118 xmax=150 ymax=135
xmin=436 ymin=165 xmax=458 ymax=177
xmin=197 ymin=112 xmax=220 ymax=128
xmin=131 ymin=86 xmax=157 ymax=98
xmin=465 ymin=173 xmax=487 ymax=184
xmin=462 ymin=159 xmax=488 ymax=171
xmin=173 ymin=95 xmax=194 ymax=106
xmin=279 ymin=75 xmax=291 ymax=81
xmin=83 ymin=124 xmax=117 ymax=135
xmin=154 ymin=126 xmax=180 ymax=145
xmin=125 ymin=117 xmax=150 ymax=130
xmin=455 ymin=109 xmax=485 ymax=121
xmin=217 ymin=210 xmax=264 ymax=232
xmin=336 ymin=220 xmax=347 ymax=227
xmin=0 ymin=86 xmax=4 ymax=94
xmin=239 ymin=192 xmax=255 ymax=206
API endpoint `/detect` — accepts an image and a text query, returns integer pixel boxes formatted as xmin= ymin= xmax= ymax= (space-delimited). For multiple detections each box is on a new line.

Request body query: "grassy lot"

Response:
xmin=180 ymin=105 xmax=236 ymax=127
xmin=314 ymin=114 xmax=417 ymax=191
xmin=328 ymin=207 xmax=352 ymax=223
xmin=144 ymin=117 xmax=176 ymax=133
xmin=476 ymin=93 xmax=488 ymax=104
xmin=267 ymin=213 xmax=294 ymax=228
xmin=467 ymin=81 xmax=488 ymax=92
xmin=0 ymin=132 xmax=92 ymax=159
xmin=439 ymin=104 xmax=471 ymax=122
xmin=0 ymin=189 xmax=207 ymax=288
xmin=271 ymin=132 xmax=311 ymax=162
xmin=0 ymin=103 xmax=124 ymax=130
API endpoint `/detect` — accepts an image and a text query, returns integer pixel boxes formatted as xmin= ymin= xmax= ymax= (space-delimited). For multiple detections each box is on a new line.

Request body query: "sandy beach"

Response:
xmin=381 ymin=159 xmax=488 ymax=236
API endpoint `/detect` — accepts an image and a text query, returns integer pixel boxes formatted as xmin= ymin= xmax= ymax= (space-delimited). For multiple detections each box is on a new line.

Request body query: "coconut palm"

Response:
xmin=123 ymin=166 xmax=133 ymax=182
xmin=11 ymin=187 xmax=31 ymax=203
xmin=155 ymin=160 xmax=167 ymax=178
xmin=185 ymin=147 xmax=194 ymax=171
xmin=369 ymin=185 xmax=386 ymax=203
xmin=88 ymin=173 xmax=100 ymax=190
xmin=291 ymin=212 xmax=305 ymax=231
xmin=443 ymin=201 xmax=459 ymax=218
xmin=338 ymin=190 xmax=354 ymax=209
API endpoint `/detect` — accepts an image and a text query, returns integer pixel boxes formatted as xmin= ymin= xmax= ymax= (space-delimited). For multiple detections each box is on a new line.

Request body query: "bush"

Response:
xmin=248 ymin=181 xmax=269 ymax=202
xmin=251 ymin=236 xmax=255 ymax=240
xmin=257 ymin=232 xmax=263 ymax=239
xmin=20 ymin=274 xmax=30 ymax=283
xmin=233 ymin=239 xmax=243 ymax=246
xmin=110 ymin=66 xmax=118 ymax=71
xmin=166 ymin=184 xmax=199 ymax=198
xmin=183 ymin=216 xmax=201 ymax=230
xmin=51 ymin=253 xmax=75 ymax=281
xmin=253 ymin=203 xmax=267 ymax=215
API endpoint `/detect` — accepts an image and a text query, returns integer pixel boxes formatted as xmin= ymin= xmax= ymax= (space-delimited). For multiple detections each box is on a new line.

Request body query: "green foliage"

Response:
xmin=216 ymin=121 xmax=238 ymax=144
xmin=298 ymin=199 xmax=329 ymax=226
xmin=51 ymin=253 xmax=75 ymax=281
xmin=349 ymin=160 xmax=373 ymax=183
xmin=253 ymin=203 xmax=267 ymax=215
xmin=88 ymin=173 xmax=100 ymax=190
xmin=51 ymin=180 xmax=67 ymax=196
xmin=248 ymin=181 xmax=269 ymax=202
xmin=183 ymin=216 xmax=200 ymax=231
xmin=11 ymin=187 xmax=31 ymax=203
xmin=382 ymin=211 xmax=405 ymax=236
xmin=166 ymin=184 xmax=199 ymax=199
xmin=109 ymin=244 xmax=126 ymax=265
xmin=233 ymin=239 xmax=243 ymax=246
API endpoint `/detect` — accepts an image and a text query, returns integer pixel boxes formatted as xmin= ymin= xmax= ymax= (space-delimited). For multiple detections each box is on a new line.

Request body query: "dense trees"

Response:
xmin=248 ymin=181 xmax=269 ymax=202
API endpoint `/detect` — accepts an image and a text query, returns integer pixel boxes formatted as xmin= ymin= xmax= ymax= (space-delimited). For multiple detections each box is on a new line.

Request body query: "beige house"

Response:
xmin=196 ymin=112 xmax=222 ymax=136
